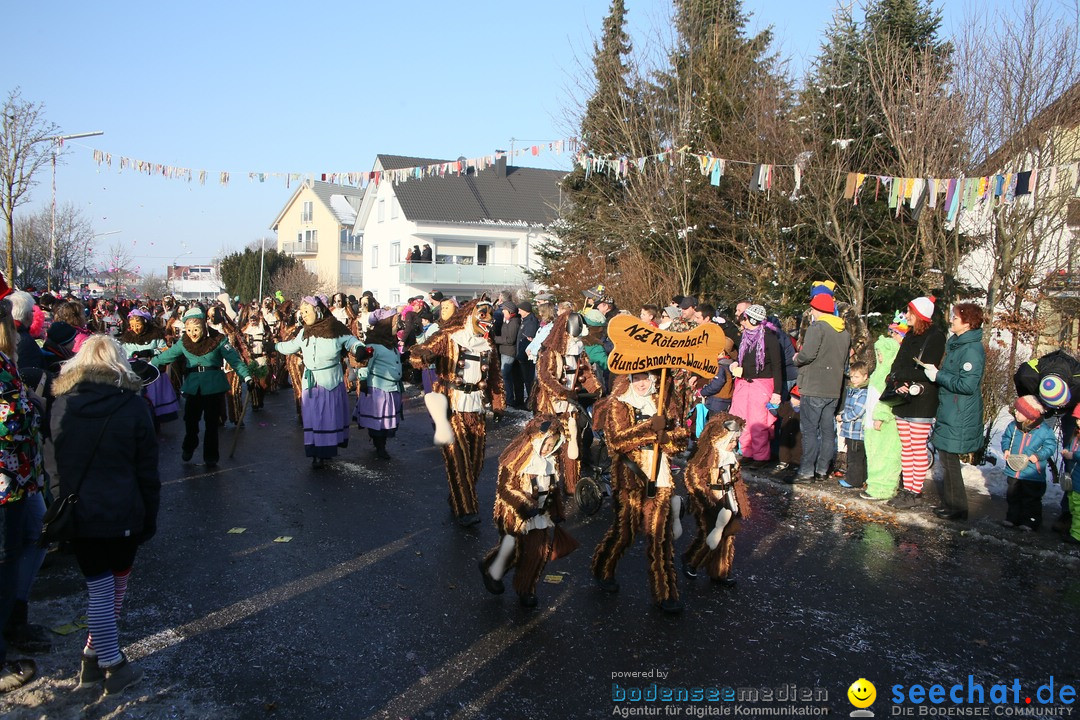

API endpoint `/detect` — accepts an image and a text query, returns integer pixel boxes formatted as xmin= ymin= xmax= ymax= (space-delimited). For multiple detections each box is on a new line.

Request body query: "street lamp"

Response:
xmin=47 ymin=130 xmax=104 ymax=294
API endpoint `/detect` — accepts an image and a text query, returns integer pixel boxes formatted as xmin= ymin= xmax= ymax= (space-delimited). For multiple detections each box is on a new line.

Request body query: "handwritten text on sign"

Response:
xmin=606 ymin=314 xmax=727 ymax=378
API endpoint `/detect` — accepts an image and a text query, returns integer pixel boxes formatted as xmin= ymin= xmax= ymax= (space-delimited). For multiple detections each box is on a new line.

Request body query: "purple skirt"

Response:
xmin=354 ymin=387 xmax=403 ymax=435
xmin=421 ymin=368 xmax=437 ymax=394
xmin=303 ymin=384 xmax=351 ymax=458
xmin=145 ymin=373 xmax=179 ymax=422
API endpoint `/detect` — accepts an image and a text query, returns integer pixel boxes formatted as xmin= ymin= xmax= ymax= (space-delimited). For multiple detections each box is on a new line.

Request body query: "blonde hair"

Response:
xmin=0 ymin=302 xmax=16 ymax=360
xmin=61 ymin=335 xmax=141 ymax=387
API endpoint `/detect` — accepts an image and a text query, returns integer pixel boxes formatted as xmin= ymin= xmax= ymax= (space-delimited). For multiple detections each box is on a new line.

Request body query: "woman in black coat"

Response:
xmin=889 ymin=296 xmax=946 ymax=508
xmin=50 ymin=335 xmax=159 ymax=696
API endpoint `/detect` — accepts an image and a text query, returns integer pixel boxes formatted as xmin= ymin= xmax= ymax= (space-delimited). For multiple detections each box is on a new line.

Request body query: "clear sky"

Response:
xmin=3 ymin=0 xmax=1000 ymax=279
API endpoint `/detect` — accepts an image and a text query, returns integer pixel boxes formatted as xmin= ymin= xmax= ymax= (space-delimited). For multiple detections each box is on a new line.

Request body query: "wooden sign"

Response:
xmin=605 ymin=314 xmax=727 ymax=378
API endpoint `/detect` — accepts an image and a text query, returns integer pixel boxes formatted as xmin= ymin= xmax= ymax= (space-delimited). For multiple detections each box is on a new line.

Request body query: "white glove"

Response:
xmin=922 ymin=364 xmax=938 ymax=382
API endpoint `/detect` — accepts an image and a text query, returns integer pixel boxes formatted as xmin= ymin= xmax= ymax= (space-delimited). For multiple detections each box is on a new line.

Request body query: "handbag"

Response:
xmin=879 ymin=335 xmax=934 ymax=408
xmin=39 ymin=418 xmax=110 ymax=547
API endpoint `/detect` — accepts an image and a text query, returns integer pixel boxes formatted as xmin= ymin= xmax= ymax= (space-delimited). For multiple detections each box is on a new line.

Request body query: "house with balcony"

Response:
xmin=354 ymin=154 xmax=566 ymax=306
xmin=271 ymin=180 xmax=365 ymax=293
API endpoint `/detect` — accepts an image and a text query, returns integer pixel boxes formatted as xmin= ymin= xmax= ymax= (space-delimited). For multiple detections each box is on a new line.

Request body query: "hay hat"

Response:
xmin=809 ymin=281 xmax=836 ymax=314
xmin=1039 ymin=374 xmax=1071 ymax=408
xmin=908 ymin=295 xmax=936 ymax=323
xmin=1015 ymin=395 xmax=1043 ymax=422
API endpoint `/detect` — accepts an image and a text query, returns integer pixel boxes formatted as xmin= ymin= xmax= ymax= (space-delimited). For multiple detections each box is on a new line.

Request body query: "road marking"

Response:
xmin=125 ymin=533 xmax=418 ymax=659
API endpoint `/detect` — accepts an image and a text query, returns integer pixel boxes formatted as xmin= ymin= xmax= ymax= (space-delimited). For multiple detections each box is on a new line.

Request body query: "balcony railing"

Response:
xmin=282 ymin=241 xmax=319 ymax=255
xmin=398 ymin=261 xmax=525 ymax=287
xmin=339 ymin=273 xmax=363 ymax=285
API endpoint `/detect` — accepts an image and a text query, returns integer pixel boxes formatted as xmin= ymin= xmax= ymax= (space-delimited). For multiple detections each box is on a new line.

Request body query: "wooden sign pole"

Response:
xmin=647 ymin=367 xmax=669 ymax=498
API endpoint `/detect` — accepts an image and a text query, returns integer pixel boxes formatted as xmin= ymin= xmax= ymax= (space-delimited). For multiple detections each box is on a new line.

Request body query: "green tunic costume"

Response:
xmin=864 ymin=335 xmax=902 ymax=499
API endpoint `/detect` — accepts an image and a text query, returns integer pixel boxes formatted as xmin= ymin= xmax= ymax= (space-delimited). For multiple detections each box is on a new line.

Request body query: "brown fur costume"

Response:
xmin=208 ymin=306 xmax=254 ymax=426
xmin=681 ymin=413 xmax=751 ymax=582
xmin=481 ymin=415 xmax=571 ymax=602
xmin=277 ymin=301 xmax=305 ymax=419
xmin=590 ymin=373 xmax=689 ymax=605
xmin=533 ymin=312 xmax=603 ymax=493
xmin=409 ymin=298 xmax=505 ymax=520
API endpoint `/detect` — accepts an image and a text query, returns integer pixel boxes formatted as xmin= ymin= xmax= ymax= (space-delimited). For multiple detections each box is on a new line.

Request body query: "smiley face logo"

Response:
xmin=848 ymin=678 xmax=876 ymax=708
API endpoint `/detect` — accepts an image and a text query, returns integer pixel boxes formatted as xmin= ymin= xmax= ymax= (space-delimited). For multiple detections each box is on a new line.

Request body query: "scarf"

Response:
xmin=302 ymin=314 xmax=352 ymax=339
xmin=181 ymin=327 xmax=223 ymax=356
xmin=738 ymin=326 xmax=766 ymax=371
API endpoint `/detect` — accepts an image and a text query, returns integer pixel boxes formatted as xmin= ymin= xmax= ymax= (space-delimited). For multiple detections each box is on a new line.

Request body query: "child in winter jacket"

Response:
xmin=837 ymin=362 xmax=869 ymax=489
xmin=1001 ymin=395 xmax=1059 ymax=531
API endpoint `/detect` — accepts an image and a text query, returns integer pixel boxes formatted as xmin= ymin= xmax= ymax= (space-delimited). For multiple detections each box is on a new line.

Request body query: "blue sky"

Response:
xmin=3 ymin=0 xmax=999 ymax=278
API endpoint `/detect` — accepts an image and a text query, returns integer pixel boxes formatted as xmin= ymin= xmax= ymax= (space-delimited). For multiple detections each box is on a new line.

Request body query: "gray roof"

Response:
xmin=380 ymin=156 xmax=567 ymax=226
xmin=311 ymin=180 xmax=364 ymax=225
xmin=376 ymin=154 xmax=450 ymax=171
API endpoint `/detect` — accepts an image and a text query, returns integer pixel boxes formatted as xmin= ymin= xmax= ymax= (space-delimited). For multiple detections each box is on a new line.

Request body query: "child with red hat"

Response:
xmin=1001 ymin=396 xmax=1058 ymax=531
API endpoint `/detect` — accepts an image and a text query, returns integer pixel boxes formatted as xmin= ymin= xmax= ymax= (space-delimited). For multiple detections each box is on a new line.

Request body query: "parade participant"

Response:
xmin=240 ymin=306 xmax=273 ymax=410
xmin=329 ymin=292 xmax=354 ymax=327
xmin=277 ymin=300 xmax=305 ymax=418
xmin=862 ymin=320 xmax=905 ymax=501
xmin=591 ymin=371 xmax=689 ymax=614
xmin=50 ymin=335 xmax=159 ymax=696
xmin=274 ymin=296 xmax=369 ymax=468
xmin=533 ymin=311 xmax=602 ymax=494
xmin=410 ymin=298 xmax=505 ymax=526
xmin=353 ymin=312 xmax=402 ymax=460
xmin=150 ymin=308 xmax=253 ymax=467
xmin=120 ymin=307 xmax=179 ymax=423
xmin=681 ymin=413 xmax=750 ymax=585
xmin=480 ymin=415 xmax=576 ymax=608
xmin=207 ymin=305 xmax=255 ymax=427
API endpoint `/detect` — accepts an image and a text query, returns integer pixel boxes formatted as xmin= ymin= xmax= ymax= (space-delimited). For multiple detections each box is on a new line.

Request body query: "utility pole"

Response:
xmin=47 ymin=130 xmax=103 ymax=293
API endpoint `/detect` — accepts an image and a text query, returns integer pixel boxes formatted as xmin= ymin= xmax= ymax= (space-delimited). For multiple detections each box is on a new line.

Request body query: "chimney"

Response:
xmin=493 ymin=150 xmax=507 ymax=178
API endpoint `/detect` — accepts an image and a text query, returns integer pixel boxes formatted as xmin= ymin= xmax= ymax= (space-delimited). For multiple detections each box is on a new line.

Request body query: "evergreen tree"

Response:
xmin=218 ymin=247 xmax=297 ymax=304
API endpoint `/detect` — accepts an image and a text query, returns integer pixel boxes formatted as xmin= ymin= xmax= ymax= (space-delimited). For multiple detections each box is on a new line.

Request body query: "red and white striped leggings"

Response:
xmin=896 ymin=419 xmax=933 ymax=494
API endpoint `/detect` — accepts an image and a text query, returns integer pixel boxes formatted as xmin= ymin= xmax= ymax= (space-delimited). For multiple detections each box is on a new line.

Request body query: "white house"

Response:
xmin=355 ymin=154 xmax=566 ymax=306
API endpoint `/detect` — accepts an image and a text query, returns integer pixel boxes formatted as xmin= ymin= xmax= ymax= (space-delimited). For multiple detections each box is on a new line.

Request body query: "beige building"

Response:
xmin=271 ymin=180 xmax=365 ymax=294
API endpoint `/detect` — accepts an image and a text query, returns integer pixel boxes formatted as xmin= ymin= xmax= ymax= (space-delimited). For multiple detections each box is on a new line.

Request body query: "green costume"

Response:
xmin=151 ymin=335 xmax=250 ymax=392
xmin=865 ymin=335 xmax=902 ymax=499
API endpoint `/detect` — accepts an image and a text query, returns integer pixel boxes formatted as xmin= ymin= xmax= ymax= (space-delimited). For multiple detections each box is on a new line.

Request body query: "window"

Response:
xmin=340 ymin=229 xmax=361 ymax=252
xmin=391 ymin=243 xmax=401 ymax=265
xmin=301 ymin=201 xmax=313 ymax=224
xmin=296 ymin=232 xmax=302 ymax=245
xmin=391 ymin=197 xmax=399 ymax=219
xmin=304 ymin=229 xmax=317 ymax=246
xmin=477 ymin=244 xmax=489 ymax=266
xmin=378 ymin=199 xmax=385 ymax=222
xmin=390 ymin=290 xmax=400 ymax=306
xmin=371 ymin=245 xmax=378 ymax=268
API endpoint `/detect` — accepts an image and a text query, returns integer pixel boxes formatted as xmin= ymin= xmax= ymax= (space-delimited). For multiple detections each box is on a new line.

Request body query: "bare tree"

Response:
xmin=269 ymin=263 xmax=326 ymax=302
xmin=96 ymin=241 xmax=137 ymax=298
xmin=13 ymin=202 xmax=95 ymax=292
xmin=137 ymin=273 xmax=168 ymax=300
xmin=0 ymin=88 xmax=60 ymax=285
xmin=953 ymin=0 xmax=1080 ymax=364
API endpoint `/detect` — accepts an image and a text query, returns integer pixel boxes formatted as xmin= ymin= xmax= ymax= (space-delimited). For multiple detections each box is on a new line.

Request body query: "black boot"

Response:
xmin=373 ymin=436 xmax=391 ymax=460
xmin=4 ymin=600 xmax=51 ymax=654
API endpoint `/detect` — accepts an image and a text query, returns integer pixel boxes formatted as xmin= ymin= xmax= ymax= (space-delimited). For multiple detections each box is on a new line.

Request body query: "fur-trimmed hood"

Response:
xmin=52 ymin=365 xmax=142 ymax=398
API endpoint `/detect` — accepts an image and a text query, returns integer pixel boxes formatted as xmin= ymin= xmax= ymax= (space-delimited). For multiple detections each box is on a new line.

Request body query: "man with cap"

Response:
xmin=151 ymin=307 xmax=254 ymax=468
xmin=492 ymin=299 xmax=522 ymax=409
xmin=789 ymin=282 xmax=850 ymax=484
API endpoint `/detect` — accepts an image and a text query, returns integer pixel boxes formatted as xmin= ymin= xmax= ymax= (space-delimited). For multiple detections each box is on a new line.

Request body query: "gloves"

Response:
xmin=730 ymin=364 xmax=744 ymax=378
xmin=244 ymin=376 xmax=255 ymax=389
xmin=649 ymin=414 xmax=667 ymax=432
xmin=923 ymin=364 xmax=939 ymax=382
xmin=415 ymin=346 xmax=437 ymax=364
xmin=564 ymin=390 xmax=579 ymax=404
xmin=134 ymin=349 xmax=155 ymax=359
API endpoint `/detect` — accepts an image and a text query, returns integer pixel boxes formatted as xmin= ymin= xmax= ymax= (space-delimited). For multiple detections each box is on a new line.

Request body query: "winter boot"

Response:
xmin=77 ymin=654 xmax=104 ymax=689
xmin=103 ymin=655 xmax=143 ymax=696
xmin=373 ymin=436 xmax=391 ymax=460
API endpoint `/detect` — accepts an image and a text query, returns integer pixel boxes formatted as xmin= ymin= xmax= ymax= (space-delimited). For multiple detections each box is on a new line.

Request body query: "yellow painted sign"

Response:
xmin=605 ymin=314 xmax=727 ymax=378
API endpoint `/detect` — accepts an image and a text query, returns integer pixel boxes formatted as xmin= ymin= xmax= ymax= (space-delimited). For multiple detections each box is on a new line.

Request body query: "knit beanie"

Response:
xmin=908 ymin=295 xmax=936 ymax=323
xmin=809 ymin=281 xmax=836 ymax=314
xmin=1014 ymin=395 xmax=1043 ymax=422
xmin=1039 ymin=374 xmax=1071 ymax=408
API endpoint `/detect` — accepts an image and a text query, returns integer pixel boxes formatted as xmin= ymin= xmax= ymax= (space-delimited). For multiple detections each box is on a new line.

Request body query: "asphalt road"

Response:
xmin=6 ymin=386 xmax=1080 ymax=720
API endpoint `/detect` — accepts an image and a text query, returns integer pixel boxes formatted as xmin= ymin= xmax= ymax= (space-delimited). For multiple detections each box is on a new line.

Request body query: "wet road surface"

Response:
xmin=7 ymin=387 xmax=1080 ymax=719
